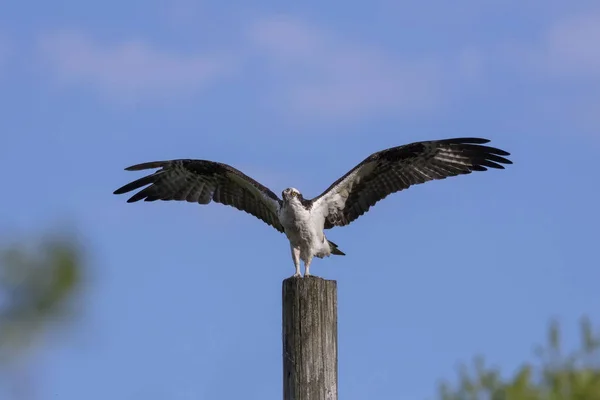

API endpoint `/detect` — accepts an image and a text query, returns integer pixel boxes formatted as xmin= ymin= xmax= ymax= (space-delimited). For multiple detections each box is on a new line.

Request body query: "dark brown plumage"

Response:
xmin=113 ymin=159 xmax=284 ymax=232
xmin=310 ymin=137 xmax=512 ymax=228
xmin=113 ymin=137 xmax=512 ymax=235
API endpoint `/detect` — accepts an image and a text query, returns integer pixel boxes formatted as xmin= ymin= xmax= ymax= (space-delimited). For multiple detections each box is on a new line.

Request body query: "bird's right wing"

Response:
xmin=113 ymin=159 xmax=285 ymax=233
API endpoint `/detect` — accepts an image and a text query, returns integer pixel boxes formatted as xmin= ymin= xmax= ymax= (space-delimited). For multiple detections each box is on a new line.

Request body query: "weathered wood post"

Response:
xmin=282 ymin=276 xmax=338 ymax=400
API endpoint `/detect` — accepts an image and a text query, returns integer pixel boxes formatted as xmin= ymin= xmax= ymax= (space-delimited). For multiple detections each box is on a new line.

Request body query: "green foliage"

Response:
xmin=438 ymin=318 xmax=600 ymax=400
xmin=0 ymin=237 xmax=84 ymax=362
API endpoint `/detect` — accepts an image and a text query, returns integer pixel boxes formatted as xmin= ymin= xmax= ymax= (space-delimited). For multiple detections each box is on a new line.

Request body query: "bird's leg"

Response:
xmin=291 ymin=245 xmax=301 ymax=278
xmin=304 ymin=256 xmax=313 ymax=277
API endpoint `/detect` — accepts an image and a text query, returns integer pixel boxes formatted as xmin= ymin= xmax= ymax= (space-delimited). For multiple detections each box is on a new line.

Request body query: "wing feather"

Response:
xmin=310 ymin=137 xmax=512 ymax=229
xmin=114 ymin=159 xmax=284 ymax=232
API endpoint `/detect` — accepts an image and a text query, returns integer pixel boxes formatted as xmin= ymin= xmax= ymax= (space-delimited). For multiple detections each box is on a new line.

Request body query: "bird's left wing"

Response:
xmin=113 ymin=159 xmax=284 ymax=233
xmin=310 ymin=137 xmax=512 ymax=229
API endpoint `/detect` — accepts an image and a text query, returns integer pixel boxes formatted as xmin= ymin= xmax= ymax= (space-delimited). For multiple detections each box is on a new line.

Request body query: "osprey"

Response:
xmin=114 ymin=137 xmax=512 ymax=277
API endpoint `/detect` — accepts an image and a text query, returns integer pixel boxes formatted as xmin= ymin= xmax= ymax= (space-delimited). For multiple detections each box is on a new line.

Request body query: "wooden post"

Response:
xmin=282 ymin=276 xmax=338 ymax=400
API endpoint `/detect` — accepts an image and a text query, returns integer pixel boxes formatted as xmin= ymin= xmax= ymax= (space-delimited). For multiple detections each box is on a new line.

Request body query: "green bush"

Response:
xmin=438 ymin=318 xmax=600 ymax=400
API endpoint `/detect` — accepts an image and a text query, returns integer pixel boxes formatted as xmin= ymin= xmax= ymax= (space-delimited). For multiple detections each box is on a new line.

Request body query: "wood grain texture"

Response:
xmin=282 ymin=276 xmax=338 ymax=400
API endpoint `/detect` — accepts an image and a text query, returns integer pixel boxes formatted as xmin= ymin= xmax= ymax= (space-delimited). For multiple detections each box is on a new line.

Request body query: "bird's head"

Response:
xmin=282 ymin=187 xmax=303 ymax=203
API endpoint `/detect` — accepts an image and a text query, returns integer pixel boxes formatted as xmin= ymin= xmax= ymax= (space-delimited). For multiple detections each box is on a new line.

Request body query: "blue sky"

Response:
xmin=1 ymin=0 xmax=600 ymax=399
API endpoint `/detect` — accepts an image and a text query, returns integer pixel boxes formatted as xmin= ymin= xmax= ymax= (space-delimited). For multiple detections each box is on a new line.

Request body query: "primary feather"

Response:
xmin=113 ymin=159 xmax=284 ymax=232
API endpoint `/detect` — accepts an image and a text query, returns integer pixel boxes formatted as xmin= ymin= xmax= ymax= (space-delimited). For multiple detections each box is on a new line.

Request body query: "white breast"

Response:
xmin=279 ymin=201 xmax=331 ymax=261
xmin=281 ymin=200 xmax=319 ymax=240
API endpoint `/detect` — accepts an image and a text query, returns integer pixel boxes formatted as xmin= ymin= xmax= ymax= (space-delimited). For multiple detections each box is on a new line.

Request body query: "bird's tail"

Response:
xmin=327 ymin=240 xmax=346 ymax=256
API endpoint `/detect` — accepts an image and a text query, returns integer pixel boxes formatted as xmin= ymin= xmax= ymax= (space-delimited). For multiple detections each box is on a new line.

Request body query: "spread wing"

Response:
xmin=310 ymin=137 xmax=512 ymax=229
xmin=113 ymin=159 xmax=284 ymax=233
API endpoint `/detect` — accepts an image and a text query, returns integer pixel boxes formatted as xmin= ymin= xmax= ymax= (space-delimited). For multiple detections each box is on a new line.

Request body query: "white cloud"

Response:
xmin=499 ymin=10 xmax=600 ymax=81
xmin=37 ymin=31 xmax=235 ymax=104
xmin=544 ymin=11 xmax=600 ymax=78
xmin=164 ymin=0 xmax=206 ymax=27
xmin=30 ymin=16 xmax=496 ymax=119
xmin=455 ymin=47 xmax=485 ymax=84
xmin=512 ymin=9 xmax=600 ymax=137
xmin=0 ymin=36 xmax=10 ymax=73
xmin=247 ymin=15 xmax=444 ymax=119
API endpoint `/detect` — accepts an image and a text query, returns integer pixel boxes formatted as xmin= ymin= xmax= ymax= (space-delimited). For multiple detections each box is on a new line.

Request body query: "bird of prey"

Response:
xmin=114 ymin=137 xmax=512 ymax=277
